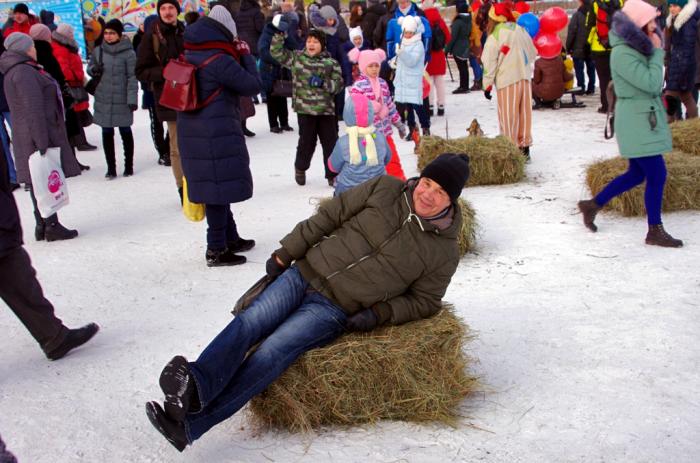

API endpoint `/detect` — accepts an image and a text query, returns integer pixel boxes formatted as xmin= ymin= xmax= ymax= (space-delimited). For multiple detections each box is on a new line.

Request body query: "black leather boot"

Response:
xmin=103 ymin=131 xmax=117 ymax=179
xmin=33 ymin=209 xmax=45 ymax=241
xmin=122 ymin=129 xmax=135 ymax=176
xmin=44 ymin=214 xmax=78 ymax=241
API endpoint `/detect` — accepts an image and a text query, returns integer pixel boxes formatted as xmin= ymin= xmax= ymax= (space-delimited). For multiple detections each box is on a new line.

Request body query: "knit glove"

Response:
xmin=397 ymin=123 xmax=407 ymax=139
xmin=309 ymin=74 xmax=324 ymax=88
xmin=233 ymin=39 xmax=251 ymax=56
xmin=346 ymin=307 xmax=379 ymax=332
xmin=484 ymin=85 xmax=493 ymax=100
xmin=272 ymin=14 xmax=290 ymax=32
xmin=265 ymin=253 xmax=288 ymax=278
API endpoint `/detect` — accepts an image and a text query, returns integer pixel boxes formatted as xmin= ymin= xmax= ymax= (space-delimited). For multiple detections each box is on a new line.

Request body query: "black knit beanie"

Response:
xmin=420 ymin=153 xmax=470 ymax=202
xmin=13 ymin=3 xmax=29 ymax=15
xmin=157 ymin=0 xmax=182 ymax=15
xmin=104 ymin=19 xmax=124 ymax=36
xmin=307 ymin=28 xmax=327 ymax=51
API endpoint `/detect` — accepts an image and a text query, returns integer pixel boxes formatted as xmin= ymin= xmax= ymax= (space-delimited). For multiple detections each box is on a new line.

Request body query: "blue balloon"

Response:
xmin=517 ymin=13 xmax=540 ymax=38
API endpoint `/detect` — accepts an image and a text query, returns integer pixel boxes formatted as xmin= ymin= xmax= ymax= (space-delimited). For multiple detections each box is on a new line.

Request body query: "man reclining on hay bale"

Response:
xmin=145 ymin=153 xmax=470 ymax=452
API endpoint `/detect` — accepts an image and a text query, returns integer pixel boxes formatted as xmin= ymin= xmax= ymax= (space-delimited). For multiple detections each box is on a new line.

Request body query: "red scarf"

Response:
xmin=184 ymin=41 xmax=241 ymax=62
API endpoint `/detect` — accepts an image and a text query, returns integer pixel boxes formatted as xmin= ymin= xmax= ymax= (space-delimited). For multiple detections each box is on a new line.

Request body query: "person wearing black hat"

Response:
xmin=2 ymin=3 xmax=38 ymax=38
xmin=136 ymin=0 xmax=186 ymax=201
xmin=145 ymin=153 xmax=469 ymax=452
xmin=89 ymin=18 xmax=138 ymax=179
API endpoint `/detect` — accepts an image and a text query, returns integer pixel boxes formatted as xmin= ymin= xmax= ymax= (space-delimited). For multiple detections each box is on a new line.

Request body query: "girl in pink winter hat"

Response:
xmin=349 ymin=47 xmax=407 ymax=180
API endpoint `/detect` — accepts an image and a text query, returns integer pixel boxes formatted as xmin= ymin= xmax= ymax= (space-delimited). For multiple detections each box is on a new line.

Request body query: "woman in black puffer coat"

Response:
xmin=665 ymin=0 xmax=700 ymax=120
xmin=178 ymin=6 xmax=262 ymax=267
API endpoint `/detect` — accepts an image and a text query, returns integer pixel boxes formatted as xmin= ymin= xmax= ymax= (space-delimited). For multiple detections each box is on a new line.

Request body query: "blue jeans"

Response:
xmin=594 ymin=155 xmax=666 ymax=225
xmin=0 ymin=112 xmax=16 ymax=184
xmin=573 ymin=57 xmax=596 ymax=93
xmin=204 ymin=204 xmax=239 ymax=250
xmin=469 ymin=55 xmax=483 ymax=81
xmin=184 ymin=266 xmax=347 ymax=442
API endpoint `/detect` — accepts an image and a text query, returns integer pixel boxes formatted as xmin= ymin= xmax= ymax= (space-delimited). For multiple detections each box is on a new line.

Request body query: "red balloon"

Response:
xmin=539 ymin=7 xmax=568 ymax=33
xmin=534 ymin=32 xmax=562 ymax=59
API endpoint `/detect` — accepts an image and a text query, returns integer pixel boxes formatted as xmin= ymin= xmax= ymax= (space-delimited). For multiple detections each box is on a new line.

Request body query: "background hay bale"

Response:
xmin=585 ymin=152 xmax=700 ymax=216
xmin=316 ymin=196 xmax=477 ymax=256
xmin=248 ymin=306 xmax=478 ymax=432
xmin=417 ymin=135 xmax=526 ymax=186
xmin=670 ymin=119 xmax=700 ymax=156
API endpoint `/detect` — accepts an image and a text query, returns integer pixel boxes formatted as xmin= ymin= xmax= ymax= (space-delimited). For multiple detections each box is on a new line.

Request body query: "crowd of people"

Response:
xmin=0 ymin=0 xmax=692 ymax=454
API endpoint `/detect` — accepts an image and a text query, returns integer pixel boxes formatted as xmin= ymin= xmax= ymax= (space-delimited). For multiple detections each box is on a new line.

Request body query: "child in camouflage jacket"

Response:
xmin=271 ymin=26 xmax=343 ymax=186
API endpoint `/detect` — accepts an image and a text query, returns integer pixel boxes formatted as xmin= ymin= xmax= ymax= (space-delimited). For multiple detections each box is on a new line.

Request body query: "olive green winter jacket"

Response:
xmin=275 ymin=175 xmax=461 ymax=326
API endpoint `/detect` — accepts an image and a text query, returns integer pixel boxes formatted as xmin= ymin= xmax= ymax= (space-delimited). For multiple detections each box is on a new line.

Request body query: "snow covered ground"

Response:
xmin=1 ymin=77 xmax=699 ymax=462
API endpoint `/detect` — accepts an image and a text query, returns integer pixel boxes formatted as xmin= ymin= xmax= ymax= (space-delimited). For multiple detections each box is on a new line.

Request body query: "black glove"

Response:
xmin=272 ymin=14 xmax=290 ymax=32
xmin=128 ymin=104 xmax=138 ymax=111
xmin=484 ymin=89 xmax=492 ymax=100
xmin=265 ymin=253 xmax=287 ymax=278
xmin=346 ymin=308 xmax=379 ymax=332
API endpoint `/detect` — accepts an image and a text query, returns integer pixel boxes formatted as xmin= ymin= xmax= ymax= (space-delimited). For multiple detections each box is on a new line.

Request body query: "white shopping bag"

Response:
xmin=28 ymin=147 xmax=70 ymax=218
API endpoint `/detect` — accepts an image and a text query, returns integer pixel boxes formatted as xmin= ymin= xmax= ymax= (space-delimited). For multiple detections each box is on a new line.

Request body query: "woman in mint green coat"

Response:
xmin=578 ymin=0 xmax=683 ymax=248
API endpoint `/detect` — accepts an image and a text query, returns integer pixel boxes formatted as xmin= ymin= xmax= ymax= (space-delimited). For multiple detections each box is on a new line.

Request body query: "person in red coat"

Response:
xmin=2 ymin=3 xmax=39 ymax=38
xmin=52 ymin=23 xmax=97 ymax=152
xmin=422 ymin=0 xmax=451 ymax=116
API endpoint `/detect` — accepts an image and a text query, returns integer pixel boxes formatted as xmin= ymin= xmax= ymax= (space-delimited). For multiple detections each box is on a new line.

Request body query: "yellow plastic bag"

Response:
xmin=564 ymin=56 xmax=575 ymax=90
xmin=182 ymin=177 xmax=205 ymax=222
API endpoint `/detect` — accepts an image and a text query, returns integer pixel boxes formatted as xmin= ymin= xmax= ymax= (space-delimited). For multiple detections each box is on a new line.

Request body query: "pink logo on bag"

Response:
xmin=47 ymin=170 xmax=62 ymax=193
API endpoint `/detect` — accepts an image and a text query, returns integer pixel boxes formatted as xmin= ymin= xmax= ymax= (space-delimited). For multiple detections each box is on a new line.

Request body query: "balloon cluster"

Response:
xmin=517 ymin=6 xmax=569 ymax=59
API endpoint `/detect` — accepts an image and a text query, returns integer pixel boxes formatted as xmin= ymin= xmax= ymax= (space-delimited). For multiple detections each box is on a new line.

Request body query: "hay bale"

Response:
xmin=248 ymin=306 xmax=478 ymax=432
xmin=670 ymin=118 xmax=700 ymax=156
xmin=585 ymin=152 xmax=700 ymax=216
xmin=316 ymin=196 xmax=477 ymax=256
xmin=417 ymin=135 xmax=526 ymax=186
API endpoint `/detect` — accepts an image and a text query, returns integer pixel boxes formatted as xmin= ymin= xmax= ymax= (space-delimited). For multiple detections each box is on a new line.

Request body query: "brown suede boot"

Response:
xmin=645 ymin=224 xmax=683 ymax=248
xmin=577 ymin=199 xmax=601 ymax=232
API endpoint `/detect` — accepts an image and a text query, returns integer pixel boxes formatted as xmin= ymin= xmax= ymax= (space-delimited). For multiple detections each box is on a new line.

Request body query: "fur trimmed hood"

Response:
xmin=611 ymin=11 xmax=662 ymax=56
xmin=668 ymin=0 xmax=699 ymax=30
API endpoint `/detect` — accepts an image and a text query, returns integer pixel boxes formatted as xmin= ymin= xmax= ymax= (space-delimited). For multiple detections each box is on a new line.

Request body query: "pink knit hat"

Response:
xmin=29 ymin=23 xmax=51 ymax=42
xmin=622 ymin=0 xmax=658 ymax=28
xmin=348 ymin=48 xmax=387 ymax=75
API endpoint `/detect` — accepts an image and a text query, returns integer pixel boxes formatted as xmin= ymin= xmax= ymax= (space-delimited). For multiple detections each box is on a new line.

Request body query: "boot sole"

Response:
xmin=206 ymin=257 xmax=247 ymax=267
xmin=645 ymin=239 xmax=683 ymax=248
xmin=159 ymin=356 xmax=192 ymax=422
xmin=46 ymin=232 xmax=79 ymax=242
xmin=145 ymin=402 xmax=187 ymax=452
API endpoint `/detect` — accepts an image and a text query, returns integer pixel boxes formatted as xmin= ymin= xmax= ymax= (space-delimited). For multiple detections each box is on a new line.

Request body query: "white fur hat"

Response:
xmin=398 ymin=15 xmax=419 ymax=33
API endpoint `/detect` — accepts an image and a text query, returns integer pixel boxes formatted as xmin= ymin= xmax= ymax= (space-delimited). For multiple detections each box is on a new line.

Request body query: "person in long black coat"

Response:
xmin=258 ymin=9 xmax=300 ymax=132
xmin=361 ymin=0 xmax=387 ymax=48
xmin=665 ymin=0 xmax=700 ymax=120
xmin=233 ymin=0 xmax=265 ymax=55
xmin=177 ymin=6 xmax=262 ymax=267
xmin=0 ymin=139 xmax=98 ymax=360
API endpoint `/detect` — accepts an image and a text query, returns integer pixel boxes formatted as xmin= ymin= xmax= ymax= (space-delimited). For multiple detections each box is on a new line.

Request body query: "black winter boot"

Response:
xmin=44 ymin=215 xmax=78 ymax=241
xmin=470 ymin=79 xmax=483 ymax=91
xmin=227 ymin=238 xmax=256 ymax=253
xmin=645 ymin=224 xmax=683 ymax=247
xmin=206 ymin=248 xmax=246 ymax=267
xmin=437 ymin=106 xmax=445 ymax=116
xmin=34 ymin=209 xmax=45 ymax=241
xmin=122 ymin=130 xmax=135 ymax=176
xmin=578 ymin=199 xmax=601 ymax=232
xmin=159 ymin=355 xmax=198 ymax=421
xmin=103 ymin=131 xmax=117 ymax=179
xmin=46 ymin=323 xmax=99 ymax=360
xmin=145 ymin=402 xmax=188 ymax=452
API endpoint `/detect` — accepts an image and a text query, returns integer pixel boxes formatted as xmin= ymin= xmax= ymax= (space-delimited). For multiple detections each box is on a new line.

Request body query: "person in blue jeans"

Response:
xmin=145 ymin=153 xmax=471 ymax=451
